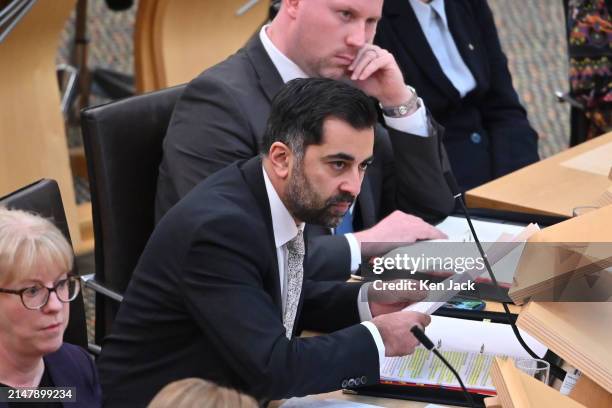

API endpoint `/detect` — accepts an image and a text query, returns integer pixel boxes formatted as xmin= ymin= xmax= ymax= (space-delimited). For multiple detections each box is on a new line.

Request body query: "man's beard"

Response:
xmin=285 ymin=162 xmax=355 ymax=228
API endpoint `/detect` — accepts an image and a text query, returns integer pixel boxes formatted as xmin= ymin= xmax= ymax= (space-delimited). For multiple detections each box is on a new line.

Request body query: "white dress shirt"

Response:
xmin=262 ymin=167 xmax=385 ymax=366
xmin=259 ymin=25 xmax=429 ymax=273
xmin=409 ymin=0 xmax=477 ymax=97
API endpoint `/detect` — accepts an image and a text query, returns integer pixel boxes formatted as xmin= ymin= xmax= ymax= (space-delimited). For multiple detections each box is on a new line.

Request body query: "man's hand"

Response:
xmin=348 ymin=44 xmax=413 ymax=107
xmin=354 ymin=210 xmax=447 ymax=258
xmin=367 ymin=278 xmax=426 ymax=317
xmin=371 ymin=311 xmax=431 ymax=356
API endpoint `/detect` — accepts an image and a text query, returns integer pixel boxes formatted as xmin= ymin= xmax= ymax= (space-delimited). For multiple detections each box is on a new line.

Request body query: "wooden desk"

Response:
xmin=466 ymin=132 xmax=612 ymax=217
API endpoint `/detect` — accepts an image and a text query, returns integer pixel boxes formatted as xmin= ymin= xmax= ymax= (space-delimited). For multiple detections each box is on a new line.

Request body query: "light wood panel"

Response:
xmin=76 ymin=202 xmax=93 ymax=255
xmin=466 ymin=132 xmax=612 ymax=217
xmin=155 ymin=0 xmax=268 ymax=87
xmin=490 ymin=357 xmax=586 ymax=408
xmin=135 ymin=0 xmax=269 ymax=93
xmin=0 ymin=0 xmax=81 ymax=247
xmin=570 ymin=376 xmax=612 ymax=408
xmin=508 ymin=204 xmax=612 ymax=304
xmin=517 ymin=302 xmax=612 ymax=393
xmin=134 ymin=0 xmax=159 ymax=93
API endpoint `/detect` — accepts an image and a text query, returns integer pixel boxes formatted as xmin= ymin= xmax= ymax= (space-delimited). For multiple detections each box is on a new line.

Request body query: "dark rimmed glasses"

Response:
xmin=0 ymin=275 xmax=81 ymax=310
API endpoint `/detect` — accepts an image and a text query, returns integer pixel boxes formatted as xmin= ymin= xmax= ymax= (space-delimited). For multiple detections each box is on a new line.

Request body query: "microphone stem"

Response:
xmin=455 ymin=195 xmax=566 ymax=381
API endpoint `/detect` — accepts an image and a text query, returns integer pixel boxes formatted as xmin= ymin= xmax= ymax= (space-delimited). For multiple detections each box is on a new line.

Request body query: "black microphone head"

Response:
xmin=410 ymin=326 xmax=435 ymax=350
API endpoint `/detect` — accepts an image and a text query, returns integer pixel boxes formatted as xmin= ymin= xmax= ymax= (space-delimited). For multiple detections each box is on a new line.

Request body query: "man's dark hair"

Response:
xmin=261 ymin=78 xmax=378 ymax=157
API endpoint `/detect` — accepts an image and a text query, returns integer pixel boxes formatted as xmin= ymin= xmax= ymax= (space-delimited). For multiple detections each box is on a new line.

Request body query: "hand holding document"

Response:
xmin=380 ymin=217 xmax=541 ymax=315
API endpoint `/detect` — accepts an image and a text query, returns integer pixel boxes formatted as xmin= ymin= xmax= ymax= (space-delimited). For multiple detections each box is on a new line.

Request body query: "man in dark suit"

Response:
xmin=375 ymin=0 xmax=539 ymax=190
xmin=155 ymin=0 xmax=454 ymax=281
xmin=98 ymin=78 xmax=432 ymax=407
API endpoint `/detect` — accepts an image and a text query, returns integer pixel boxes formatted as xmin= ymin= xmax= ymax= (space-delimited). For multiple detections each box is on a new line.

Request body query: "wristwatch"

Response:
xmin=380 ymin=86 xmax=420 ymax=118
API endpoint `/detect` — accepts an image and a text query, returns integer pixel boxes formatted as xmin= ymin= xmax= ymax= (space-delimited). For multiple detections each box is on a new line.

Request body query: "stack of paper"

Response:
xmin=379 ymin=315 xmax=547 ymax=394
xmin=433 ymin=216 xmax=527 ymax=243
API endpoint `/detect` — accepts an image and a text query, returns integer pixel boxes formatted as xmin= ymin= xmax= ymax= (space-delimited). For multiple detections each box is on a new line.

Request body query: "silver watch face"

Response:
xmin=398 ymin=105 xmax=409 ymax=116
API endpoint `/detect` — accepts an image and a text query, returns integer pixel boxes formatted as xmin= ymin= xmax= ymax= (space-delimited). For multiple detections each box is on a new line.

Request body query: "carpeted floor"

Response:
xmin=488 ymin=0 xmax=570 ymax=157
xmin=67 ymin=0 xmax=572 ymax=343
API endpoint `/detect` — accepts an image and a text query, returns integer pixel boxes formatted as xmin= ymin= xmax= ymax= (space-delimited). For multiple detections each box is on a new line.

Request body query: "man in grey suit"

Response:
xmin=155 ymin=0 xmax=454 ymax=280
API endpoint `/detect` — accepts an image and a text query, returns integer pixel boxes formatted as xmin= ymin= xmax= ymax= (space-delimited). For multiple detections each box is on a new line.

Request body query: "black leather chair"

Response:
xmin=0 ymin=179 xmax=89 ymax=349
xmin=80 ymin=84 xmax=185 ymax=344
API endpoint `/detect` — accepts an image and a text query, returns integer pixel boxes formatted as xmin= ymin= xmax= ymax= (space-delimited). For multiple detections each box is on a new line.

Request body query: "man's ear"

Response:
xmin=267 ymin=141 xmax=293 ymax=179
xmin=284 ymin=0 xmax=301 ymax=18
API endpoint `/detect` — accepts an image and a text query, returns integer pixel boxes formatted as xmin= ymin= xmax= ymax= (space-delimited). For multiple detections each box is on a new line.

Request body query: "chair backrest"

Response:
xmin=80 ymin=84 xmax=185 ymax=343
xmin=0 ymin=179 xmax=89 ymax=349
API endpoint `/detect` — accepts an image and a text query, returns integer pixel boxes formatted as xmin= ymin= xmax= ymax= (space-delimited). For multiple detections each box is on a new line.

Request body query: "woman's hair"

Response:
xmin=0 ymin=207 xmax=74 ymax=286
xmin=148 ymin=378 xmax=258 ymax=408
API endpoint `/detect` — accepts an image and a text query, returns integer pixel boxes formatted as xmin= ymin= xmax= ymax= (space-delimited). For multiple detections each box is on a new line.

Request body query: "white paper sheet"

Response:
xmin=380 ymin=315 xmax=547 ymax=392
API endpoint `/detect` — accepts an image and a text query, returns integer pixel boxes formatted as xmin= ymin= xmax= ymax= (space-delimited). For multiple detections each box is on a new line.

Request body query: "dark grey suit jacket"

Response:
xmin=155 ymin=35 xmax=454 ymax=280
xmin=99 ymin=157 xmax=380 ymax=407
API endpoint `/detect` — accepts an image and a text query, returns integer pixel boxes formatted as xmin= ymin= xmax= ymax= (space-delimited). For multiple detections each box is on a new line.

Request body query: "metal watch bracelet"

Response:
xmin=380 ymin=87 xmax=420 ymax=118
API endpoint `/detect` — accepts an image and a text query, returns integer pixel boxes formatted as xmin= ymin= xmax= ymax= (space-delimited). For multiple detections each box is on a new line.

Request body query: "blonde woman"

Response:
xmin=0 ymin=208 xmax=101 ymax=408
xmin=148 ymin=378 xmax=257 ymax=408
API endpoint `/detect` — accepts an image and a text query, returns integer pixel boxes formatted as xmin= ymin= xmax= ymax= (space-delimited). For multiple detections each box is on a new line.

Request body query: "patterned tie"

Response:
xmin=283 ymin=229 xmax=305 ymax=339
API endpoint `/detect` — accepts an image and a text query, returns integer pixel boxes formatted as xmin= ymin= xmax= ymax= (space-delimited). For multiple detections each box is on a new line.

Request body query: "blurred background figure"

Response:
xmin=0 ymin=208 xmax=101 ymax=408
xmin=564 ymin=0 xmax=612 ymax=145
xmin=376 ymin=0 xmax=540 ymax=190
xmin=148 ymin=378 xmax=258 ymax=408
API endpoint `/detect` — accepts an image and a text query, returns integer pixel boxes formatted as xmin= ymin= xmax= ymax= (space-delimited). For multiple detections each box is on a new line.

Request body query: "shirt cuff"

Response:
xmin=361 ymin=321 xmax=385 ymax=369
xmin=344 ymin=233 xmax=362 ymax=272
xmin=358 ymin=283 xmax=385 ymax=364
xmin=358 ymin=282 xmax=373 ymax=321
xmin=383 ymin=97 xmax=429 ymax=137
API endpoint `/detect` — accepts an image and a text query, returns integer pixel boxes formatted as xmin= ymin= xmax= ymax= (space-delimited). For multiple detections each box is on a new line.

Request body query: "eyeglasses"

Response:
xmin=0 ymin=275 xmax=81 ymax=310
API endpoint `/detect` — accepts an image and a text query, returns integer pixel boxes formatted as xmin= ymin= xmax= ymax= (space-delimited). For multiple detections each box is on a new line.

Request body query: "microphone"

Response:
xmin=411 ymin=326 xmax=476 ymax=407
xmin=443 ymin=170 xmax=565 ymax=381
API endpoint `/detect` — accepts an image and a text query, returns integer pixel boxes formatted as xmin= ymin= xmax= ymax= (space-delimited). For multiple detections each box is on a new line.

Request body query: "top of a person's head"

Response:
xmin=147 ymin=378 xmax=258 ymax=408
xmin=0 ymin=207 xmax=73 ymax=286
xmin=260 ymin=77 xmax=377 ymax=157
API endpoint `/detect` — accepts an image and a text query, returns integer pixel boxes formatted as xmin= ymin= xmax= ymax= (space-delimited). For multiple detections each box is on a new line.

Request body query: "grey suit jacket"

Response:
xmin=155 ymin=35 xmax=454 ymax=280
